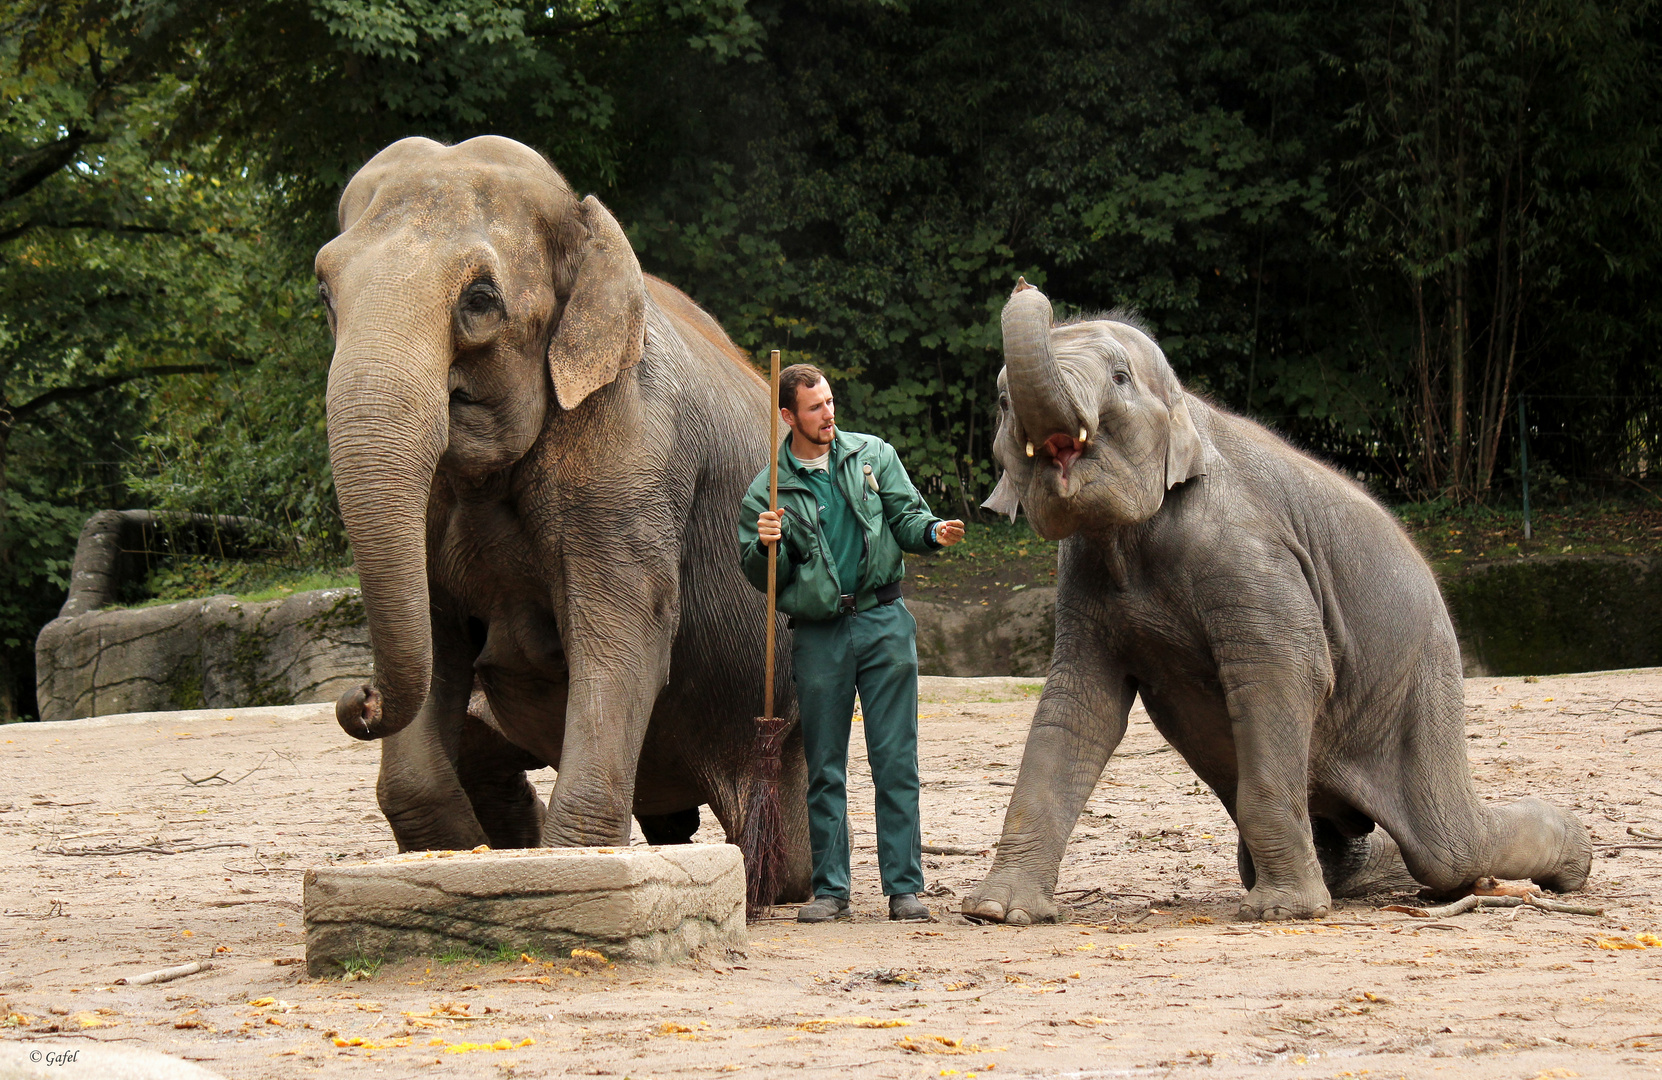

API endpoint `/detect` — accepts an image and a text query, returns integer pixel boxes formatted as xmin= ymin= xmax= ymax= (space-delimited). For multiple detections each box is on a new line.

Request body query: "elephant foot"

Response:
xmin=1238 ymin=881 xmax=1331 ymax=922
xmin=1532 ymin=804 xmax=1594 ymax=893
xmin=961 ymin=866 xmax=1061 ymax=925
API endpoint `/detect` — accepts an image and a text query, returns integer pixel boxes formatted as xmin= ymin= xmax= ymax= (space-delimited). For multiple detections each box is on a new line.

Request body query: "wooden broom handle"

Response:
xmin=764 ymin=349 xmax=781 ymax=720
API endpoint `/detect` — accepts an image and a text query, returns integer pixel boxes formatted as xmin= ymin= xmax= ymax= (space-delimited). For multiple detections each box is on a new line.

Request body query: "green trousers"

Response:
xmin=790 ymin=599 xmax=925 ymax=899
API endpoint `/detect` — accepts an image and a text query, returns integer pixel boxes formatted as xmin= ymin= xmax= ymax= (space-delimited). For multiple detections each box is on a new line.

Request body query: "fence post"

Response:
xmin=1518 ymin=394 xmax=1532 ymax=541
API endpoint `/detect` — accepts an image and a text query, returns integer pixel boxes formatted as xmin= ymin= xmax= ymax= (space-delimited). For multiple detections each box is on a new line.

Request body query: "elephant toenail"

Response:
xmin=1006 ymin=909 xmax=1032 ymax=926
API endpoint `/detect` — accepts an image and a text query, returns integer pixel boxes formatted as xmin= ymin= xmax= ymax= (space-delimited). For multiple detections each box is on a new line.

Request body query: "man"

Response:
xmin=739 ymin=364 xmax=965 ymax=922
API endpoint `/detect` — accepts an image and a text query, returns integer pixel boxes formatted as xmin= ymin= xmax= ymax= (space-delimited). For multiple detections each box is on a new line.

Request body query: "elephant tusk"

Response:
xmin=1078 ymin=428 xmax=1087 ymax=443
xmin=1025 ymin=441 xmax=1035 ymax=458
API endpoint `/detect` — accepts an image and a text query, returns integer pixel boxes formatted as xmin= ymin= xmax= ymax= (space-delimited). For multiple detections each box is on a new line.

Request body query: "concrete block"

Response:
xmin=304 ymin=844 xmax=746 ymax=976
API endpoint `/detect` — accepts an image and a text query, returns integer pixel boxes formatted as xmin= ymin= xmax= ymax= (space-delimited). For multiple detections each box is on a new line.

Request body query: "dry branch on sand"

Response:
xmin=114 ymin=961 xmax=213 ymax=986
xmin=44 ymin=841 xmax=250 ymax=857
xmin=1382 ymin=893 xmax=1604 ymax=918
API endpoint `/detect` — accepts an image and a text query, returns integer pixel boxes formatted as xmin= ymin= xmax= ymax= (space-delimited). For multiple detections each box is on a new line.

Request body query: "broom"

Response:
xmin=741 ymin=348 xmax=791 ymax=918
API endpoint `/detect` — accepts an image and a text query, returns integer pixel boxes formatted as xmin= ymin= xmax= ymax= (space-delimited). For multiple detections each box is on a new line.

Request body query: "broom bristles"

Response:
xmin=741 ymin=716 xmax=792 ymax=918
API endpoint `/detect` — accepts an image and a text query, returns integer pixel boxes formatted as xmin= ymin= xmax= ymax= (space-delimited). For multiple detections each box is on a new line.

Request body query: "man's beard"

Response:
xmin=799 ymin=420 xmax=835 ymax=446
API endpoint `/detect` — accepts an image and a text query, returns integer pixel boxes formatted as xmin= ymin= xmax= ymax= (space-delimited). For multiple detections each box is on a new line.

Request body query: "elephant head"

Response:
xmin=316 ymin=135 xmax=646 ymax=740
xmin=982 ymin=279 xmax=1207 ymax=539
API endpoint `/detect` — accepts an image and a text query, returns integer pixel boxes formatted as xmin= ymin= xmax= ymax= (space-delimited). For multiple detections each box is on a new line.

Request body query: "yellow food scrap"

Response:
xmin=1595 ymin=936 xmax=1651 ymax=950
xmin=1638 ymin=934 xmax=1662 ymax=948
xmin=331 ymin=1036 xmax=412 ymax=1049
xmin=441 ymin=1037 xmax=535 ymax=1054
xmin=897 ymin=1035 xmax=1000 ymax=1056
xmin=796 ymin=1016 xmax=914 ymax=1032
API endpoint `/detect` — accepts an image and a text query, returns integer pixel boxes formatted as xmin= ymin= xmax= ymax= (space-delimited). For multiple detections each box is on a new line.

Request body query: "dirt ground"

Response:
xmin=2 ymin=670 xmax=1661 ymax=1080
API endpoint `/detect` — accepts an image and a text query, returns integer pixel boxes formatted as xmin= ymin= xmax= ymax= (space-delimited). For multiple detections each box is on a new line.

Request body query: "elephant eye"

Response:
xmin=460 ymin=279 xmax=502 ymax=317
xmin=1112 ymin=370 xmax=1131 ymax=387
xmin=316 ymin=281 xmax=334 ymax=314
xmin=998 ymin=393 xmax=1009 ymax=411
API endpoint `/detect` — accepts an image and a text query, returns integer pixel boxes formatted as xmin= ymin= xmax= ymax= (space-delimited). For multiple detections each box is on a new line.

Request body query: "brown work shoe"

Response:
xmin=888 ymin=893 xmax=930 ymax=921
xmin=797 ymin=896 xmax=852 ymax=923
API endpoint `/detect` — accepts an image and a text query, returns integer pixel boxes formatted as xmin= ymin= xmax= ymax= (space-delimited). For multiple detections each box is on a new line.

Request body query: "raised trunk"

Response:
xmin=1001 ymin=285 xmax=1084 ymax=444
xmin=326 ymin=330 xmax=450 ymax=740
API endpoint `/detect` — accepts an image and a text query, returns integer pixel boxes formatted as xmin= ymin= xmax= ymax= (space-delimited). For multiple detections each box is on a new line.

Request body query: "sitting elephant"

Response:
xmin=965 ymin=279 xmax=1591 ymax=923
xmin=317 ymin=135 xmax=809 ymax=900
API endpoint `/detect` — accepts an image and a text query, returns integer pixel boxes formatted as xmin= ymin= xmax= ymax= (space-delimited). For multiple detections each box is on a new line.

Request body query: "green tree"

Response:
xmin=0 ymin=3 xmax=289 ymax=716
xmin=1331 ymin=0 xmax=1662 ymax=497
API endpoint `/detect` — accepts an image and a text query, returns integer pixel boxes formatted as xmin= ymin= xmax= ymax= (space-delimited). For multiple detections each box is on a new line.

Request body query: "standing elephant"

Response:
xmin=965 ymin=280 xmax=1591 ymax=923
xmin=316 ymin=134 xmax=809 ymax=900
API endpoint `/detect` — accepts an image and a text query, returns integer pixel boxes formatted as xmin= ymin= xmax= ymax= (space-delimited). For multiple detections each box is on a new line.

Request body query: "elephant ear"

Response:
xmin=981 ymin=471 xmax=1021 ymax=523
xmin=547 ymin=195 xmax=647 ymax=411
xmin=1165 ymin=392 xmax=1206 ymax=489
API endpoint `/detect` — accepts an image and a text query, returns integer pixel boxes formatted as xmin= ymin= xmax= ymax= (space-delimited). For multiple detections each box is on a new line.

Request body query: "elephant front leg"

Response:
xmin=964 ymin=635 xmax=1135 ymax=925
xmin=1224 ymin=662 xmax=1330 ymax=921
xmin=540 ymin=573 xmax=676 ymax=847
xmin=541 ymin=662 xmax=667 ymax=846
xmin=377 ymin=611 xmax=490 ymax=851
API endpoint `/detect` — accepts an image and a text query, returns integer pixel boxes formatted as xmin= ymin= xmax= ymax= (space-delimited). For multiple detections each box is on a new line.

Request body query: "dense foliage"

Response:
xmin=1 ymin=0 xmax=1657 ymax=716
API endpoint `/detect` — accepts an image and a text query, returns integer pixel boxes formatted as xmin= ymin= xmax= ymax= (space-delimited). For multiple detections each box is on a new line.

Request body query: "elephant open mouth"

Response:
xmin=1041 ymin=432 xmax=1086 ymax=484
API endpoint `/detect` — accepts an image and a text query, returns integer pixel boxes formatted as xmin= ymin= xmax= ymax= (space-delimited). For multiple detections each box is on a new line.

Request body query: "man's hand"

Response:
xmin=757 ymin=510 xmax=783 ymax=546
xmin=934 ymin=519 xmax=965 ymax=547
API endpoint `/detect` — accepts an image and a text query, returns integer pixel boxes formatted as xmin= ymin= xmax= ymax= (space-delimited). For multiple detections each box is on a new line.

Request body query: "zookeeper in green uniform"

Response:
xmin=738 ymin=364 xmax=965 ymax=923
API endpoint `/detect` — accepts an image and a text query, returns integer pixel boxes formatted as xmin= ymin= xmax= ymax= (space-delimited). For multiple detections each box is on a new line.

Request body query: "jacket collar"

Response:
xmin=777 ymin=429 xmax=858 ymax=479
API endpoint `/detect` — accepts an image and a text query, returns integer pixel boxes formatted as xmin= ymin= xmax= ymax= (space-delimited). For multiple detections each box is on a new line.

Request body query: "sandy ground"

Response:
xmin=2 ymin=670 xmax=1661 ymax=1079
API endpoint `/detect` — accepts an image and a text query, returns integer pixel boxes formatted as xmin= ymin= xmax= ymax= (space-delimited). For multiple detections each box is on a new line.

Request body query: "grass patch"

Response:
xmin=116 ymin=556 xmax=357 ymax=609
xmin=434 ymin=947 xmax=483 ymax=965
xmin=340 ymin=953 xmax=383 ymax=980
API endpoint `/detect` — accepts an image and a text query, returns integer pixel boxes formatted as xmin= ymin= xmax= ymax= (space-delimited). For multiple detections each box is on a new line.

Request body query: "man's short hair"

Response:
xmin=779 ymin=364 xmax=827 ymax=410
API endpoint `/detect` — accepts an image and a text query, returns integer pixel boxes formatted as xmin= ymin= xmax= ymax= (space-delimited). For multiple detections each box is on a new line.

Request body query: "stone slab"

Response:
xmin=304 ymin=844 xmax=746 ymax=976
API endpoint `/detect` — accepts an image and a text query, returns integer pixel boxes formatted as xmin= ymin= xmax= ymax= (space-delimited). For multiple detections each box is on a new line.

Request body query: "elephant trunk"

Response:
xmin=326 ymin=328 xmax=450 ymax=741
xmin=1001 ymin=283 xmax=1085 ymax=448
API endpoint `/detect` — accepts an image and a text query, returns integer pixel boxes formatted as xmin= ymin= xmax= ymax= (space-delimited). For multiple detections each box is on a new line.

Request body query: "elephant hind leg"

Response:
xmin=638 ymin=807 xmax=701 ymax=845
xmin=1363 ymin=670 xmax=1592 ymax=895
xmin=456 ymin=707 xmax=547 ymax=850
xmin=1239 ymin=819 xmax=1418 ymax=898
xmin=703 ymin=723 xmax=813 ymax=905
xmin=1313 ymin=819 xmax=1418 ymax=898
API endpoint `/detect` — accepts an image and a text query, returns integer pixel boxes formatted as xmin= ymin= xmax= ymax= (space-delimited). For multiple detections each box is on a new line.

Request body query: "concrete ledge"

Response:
xmin=917 ymin=675 xmax=1044 ymax=703
xmin=304 ymin=844 xmax=746 ymax=976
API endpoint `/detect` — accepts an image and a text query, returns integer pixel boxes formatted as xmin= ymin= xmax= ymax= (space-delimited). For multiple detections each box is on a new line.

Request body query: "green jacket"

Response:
xmin=739 ymin=430 xmax=943 ymax=621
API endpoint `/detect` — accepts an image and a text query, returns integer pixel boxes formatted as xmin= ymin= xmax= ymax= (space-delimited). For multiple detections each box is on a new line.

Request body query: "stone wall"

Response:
xmin=33 ymin=509 xmax=371 ymax=722
xmin=910 ymin=587 xmax=1055 ymax=678
xmin=36 ymin=508 xmax=1650 ymax=720
xmin=35 ymin=588 xmax=371 ymax=722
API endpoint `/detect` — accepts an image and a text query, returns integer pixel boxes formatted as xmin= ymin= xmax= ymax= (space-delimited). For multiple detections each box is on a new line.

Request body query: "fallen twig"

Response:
xmin=114 ymin=961 xmax=212 ymax=986
xmin=1626 ymin=726 xmax=1662 ymax=739
xmin=183 ymin=753 xmax=273 ymax=787
xmin=47 ymin=841 xmax=250 ymax=857
xmin=1118 ymin=745 xmax=1173 ymax=757
xmin=1527 ymin=895 xmax=1604 ymax=916
xmin=1382 ymin=893 xmax=1603 ymax=918
xmin=4 ymin=900 xmax=65 ymax=919
xmin=921 ymin=844 xmax=987 ymax=856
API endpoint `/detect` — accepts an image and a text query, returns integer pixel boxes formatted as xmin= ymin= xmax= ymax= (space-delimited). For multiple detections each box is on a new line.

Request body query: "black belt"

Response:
xmin=837 ymin=580 xmax=902 ymax=612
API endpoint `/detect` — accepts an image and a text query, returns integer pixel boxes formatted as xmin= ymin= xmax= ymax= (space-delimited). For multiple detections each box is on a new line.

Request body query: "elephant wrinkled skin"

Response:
xmin=317 ymin=135 xmax=808 ymax=901
xmin=967 ymin=280 xmax=1591 ymax=924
